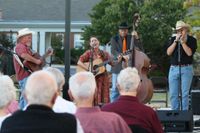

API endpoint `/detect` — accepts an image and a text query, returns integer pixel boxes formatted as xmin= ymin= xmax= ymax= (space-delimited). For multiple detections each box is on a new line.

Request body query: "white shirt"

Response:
xmin=53 ymin=96 xmax=77 ymax=114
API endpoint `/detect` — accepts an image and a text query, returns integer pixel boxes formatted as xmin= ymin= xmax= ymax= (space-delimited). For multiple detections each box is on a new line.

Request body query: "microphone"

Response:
xmin=176 ymin=34 xmax=182 ymax=42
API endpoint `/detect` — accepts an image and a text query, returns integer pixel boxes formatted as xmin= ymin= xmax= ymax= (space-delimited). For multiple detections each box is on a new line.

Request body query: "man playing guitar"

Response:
xmin=13 ymin=28 xmax=53 ymax=109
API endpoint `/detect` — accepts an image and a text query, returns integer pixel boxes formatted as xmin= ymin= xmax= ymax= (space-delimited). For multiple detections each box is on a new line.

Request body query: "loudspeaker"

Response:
xmin=156 ymin=110 xmax=193 ymax=132
xmin=191 ymin=90 xmax=200 ymax=115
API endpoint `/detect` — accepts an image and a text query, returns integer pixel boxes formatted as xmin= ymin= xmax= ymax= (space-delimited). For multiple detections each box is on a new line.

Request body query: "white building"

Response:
xmin=0 ymin=0 xmax=101 ymax=55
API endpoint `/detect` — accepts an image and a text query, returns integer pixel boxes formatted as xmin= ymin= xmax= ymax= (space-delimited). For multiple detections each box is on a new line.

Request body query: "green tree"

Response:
xmin=82 ymin=0 xmax=186 ymax=75
xmin=184 ymin=0 xmax=200 ymax=51
xmin=82 ymin=0 xmax=141 ymax=47
xmin=138 ymin=0 xmax=186 ymax=75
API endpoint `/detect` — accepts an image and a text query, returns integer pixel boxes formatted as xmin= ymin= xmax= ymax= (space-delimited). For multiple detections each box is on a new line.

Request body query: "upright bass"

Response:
xmin=129 ymin=13 xmax=153 ymax=103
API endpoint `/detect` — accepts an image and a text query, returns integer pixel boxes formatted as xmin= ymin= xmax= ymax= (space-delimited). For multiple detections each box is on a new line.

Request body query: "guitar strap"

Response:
xmin=13 ymin=47 xmax=32 ymax=73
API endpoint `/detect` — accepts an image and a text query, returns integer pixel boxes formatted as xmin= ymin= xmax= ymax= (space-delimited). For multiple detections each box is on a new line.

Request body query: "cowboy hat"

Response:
xmin=17 ymin=28 xmax=35 ymax=39
xmin=118 ymin=22 xmax=130 ymax=29
xmin=175 ymin=20 xmax=190 ymax=30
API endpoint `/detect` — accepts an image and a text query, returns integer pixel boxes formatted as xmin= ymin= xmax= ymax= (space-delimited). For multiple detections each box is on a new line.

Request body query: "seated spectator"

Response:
xmin=5 ymin=100 xmax=19 ymax=114
xmin=45 ymin=67 xmax=77 ymax=114
xmin=0 ymin=74 xmax=17 ymax=128
xmin=69 ymin=71 xmax=131 ymax=133
xmin=102 ymin=67 xmax=164 ymax=133
xmin=1 ymin=70 xmax=81 ymax=133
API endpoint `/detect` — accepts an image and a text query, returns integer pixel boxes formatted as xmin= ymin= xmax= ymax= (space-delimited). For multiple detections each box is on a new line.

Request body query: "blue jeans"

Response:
xmin=18 ymin=77 xmax=28 ymax=109
xmin=168 ymin=65 xmax=193 ymax=110
xmin=110 ymin=73 xmax=120 ymax=102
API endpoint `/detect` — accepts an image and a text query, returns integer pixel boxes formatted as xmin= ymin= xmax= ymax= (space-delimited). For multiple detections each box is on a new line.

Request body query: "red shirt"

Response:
xmin=13 ymin=43 xmax=32 ymax=81
xmin=79 ymin=49 xmax=110 ymax=63
xmin=102 ymin=96 xmax=164 ymax=133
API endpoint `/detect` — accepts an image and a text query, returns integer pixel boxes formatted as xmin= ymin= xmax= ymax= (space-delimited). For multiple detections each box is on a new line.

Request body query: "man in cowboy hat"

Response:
xmin=166 ymin=20 xmax=197 ymax=110
xmin=13 ymin=28 xmax=52 ymax=109
xmin=110 ymin=22 xmax=132 ymax=102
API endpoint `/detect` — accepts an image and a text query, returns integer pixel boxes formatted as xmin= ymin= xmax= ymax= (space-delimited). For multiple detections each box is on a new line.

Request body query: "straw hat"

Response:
xmin=175 ymin=20 xmax=190 ymax=30
xmin=17 ymin=28 xmax=35 ymax=39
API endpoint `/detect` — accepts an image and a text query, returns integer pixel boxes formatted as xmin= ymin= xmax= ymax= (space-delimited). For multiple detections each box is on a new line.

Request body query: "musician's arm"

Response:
xmin=77 ymin=60 xmax=88 ymax=71
xmin=167 ymin=39 xmax=177 ymax=56
xmin=77 ymin=50 xmax=90 ymax=71
xmin=21 ymin=53 xmax=42 ymax=65
xmin=111 ymin=38 xmax=122 ymax=63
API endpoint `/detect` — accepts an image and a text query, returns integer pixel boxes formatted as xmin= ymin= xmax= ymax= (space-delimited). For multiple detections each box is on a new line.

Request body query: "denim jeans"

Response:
xmin=168 ymin=65 xmax=193 ymax=110
xmin=110 ymin=73 xmax=120 ymax=102
xmin=18 ymin=77 xmax=28 ymax=109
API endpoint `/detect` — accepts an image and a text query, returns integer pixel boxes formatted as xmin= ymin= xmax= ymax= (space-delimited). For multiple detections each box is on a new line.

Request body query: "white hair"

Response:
xmin=69 ymin=72 xmax=96 ymax=100
xmin=0 ymin=74 xmax=16 ymax=108
xmin=45 ymin=67 xmax=65 ymax=90
xmin=117 ymin=67 xmax=140 ymax=92
xmin=25 ymin=70 xmax=57 ymax=105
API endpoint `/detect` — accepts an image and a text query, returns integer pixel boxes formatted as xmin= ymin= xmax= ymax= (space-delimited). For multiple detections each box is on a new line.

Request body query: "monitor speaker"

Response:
xmin=156 ymin=110 xmax=193 ymax=132
xmin=191 ymin=90 xmax=200 ymax=115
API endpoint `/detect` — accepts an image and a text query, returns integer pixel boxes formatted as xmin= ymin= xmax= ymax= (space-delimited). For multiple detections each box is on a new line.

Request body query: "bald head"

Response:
xmin=25 ymin=70 xmax=58 ymax=106
xmin=69 ymin=72 xmax=96 ymax=101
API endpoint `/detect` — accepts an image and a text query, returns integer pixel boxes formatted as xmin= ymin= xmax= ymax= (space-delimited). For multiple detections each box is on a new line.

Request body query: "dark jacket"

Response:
xmin=0 ymin=105 xmax=77 ymax=133
xmin=111 ymin=34 xmax=132 ymax=73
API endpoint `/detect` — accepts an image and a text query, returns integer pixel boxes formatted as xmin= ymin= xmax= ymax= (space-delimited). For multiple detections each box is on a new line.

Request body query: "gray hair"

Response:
xmin=25 ymin=70 xmax=57 ymax=105
xmin=0 ymin=74 xmax=16 ymax=109
xmin=69 ymin=72 xmax=96 ymax=100
xmin=117 ymin=67 xmax=140 ymax=92
xmin=45 ymin=67 xmax=65 ymax=90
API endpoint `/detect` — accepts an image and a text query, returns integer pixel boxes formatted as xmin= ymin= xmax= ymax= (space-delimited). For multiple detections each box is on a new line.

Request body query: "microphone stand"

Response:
xmin=178 ymin=41 xmax=183 ymax=110
xmin=89 ymin=47 xmax=94 ymax=73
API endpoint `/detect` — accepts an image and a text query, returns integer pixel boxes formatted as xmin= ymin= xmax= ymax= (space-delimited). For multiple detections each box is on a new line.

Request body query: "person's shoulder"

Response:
xmin=188 ymin=35 xmax=197 ymax=41
xmin=2 ymin=110 xmax=23 ymax=123
xmin=53 ymin=96 xmax=76 ymax=113
xmin=16 ymin=43 xmax=25 ymax=49
xmin=111 ymin=34 xmax=120 ymax=41
xmin=101 ymin=102 xmax=117 ymax=111
xmin=141 ymin=104 xmax=157 ymax=114
xmin=56 ymin=112 xmax=77 ymax=122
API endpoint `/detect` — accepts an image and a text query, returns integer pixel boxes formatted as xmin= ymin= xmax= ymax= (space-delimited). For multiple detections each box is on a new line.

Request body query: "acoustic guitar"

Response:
xmin=76 ymin=49 xmax=132 ymax=76
xmin=24 ymin=48 xmax=53 ymax=72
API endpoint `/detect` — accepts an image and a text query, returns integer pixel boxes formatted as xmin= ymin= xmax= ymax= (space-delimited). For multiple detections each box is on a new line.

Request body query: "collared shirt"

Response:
xmin=76 ymin=106 xmax=131 ymax=133
xmin=13 ymin=43 xmax=32 ymax=81
xmin=53 ymin=96 xmax=77 ymax=114
xmin=102 ymin=96 xmax=164 ymax=133
xmin=166 ymin=35 xmax=197 ymax=65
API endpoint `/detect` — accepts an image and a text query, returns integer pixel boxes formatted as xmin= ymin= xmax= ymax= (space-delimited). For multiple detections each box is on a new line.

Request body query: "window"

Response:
xmin=74 ymin=34 xmax=84 ymax=49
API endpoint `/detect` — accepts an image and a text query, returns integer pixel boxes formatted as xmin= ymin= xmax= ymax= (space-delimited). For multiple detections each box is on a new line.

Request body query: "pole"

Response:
xmin=63 ymin=0 xmax=71 ymax=100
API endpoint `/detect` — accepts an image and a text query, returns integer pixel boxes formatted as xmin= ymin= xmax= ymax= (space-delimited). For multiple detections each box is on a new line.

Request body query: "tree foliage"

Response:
xmin=184 ymin=0 xmax=200 ymax=51
xmin=82 ymin=0 xmax=186 ymax=75
xmin=138 ymin=0 xmax=186 ymax=74
xmin=82 ymin=0 xmax=140 ymax=47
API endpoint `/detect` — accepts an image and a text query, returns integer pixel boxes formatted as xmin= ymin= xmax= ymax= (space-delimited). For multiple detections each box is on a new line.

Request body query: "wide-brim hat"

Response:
xmin=118 ymin=22 xmax=130 ymax=29
xmin=17 ymin=28 xmax=35 ymax=39
xmin=175 ymin=20 xmax=190 ymax=30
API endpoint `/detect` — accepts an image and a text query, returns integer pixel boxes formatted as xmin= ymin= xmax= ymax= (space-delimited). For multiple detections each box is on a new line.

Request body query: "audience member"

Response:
xmin=102 ymin=67 xmax=164 ymax=133
xmin=45 ymin=67 xmax=77 ymax=114
xmin=69 ymin=71 xmax=131 ymax=133
xmin=1 ymin=70 xmax=81 ymax=133
xmin=0 ymin=74 xmax=17 ymax=128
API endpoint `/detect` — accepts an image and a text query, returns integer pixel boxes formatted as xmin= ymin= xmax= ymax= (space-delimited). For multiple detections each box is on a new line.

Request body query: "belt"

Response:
xmin=171 ymin=64 xmax=192 ymax=67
